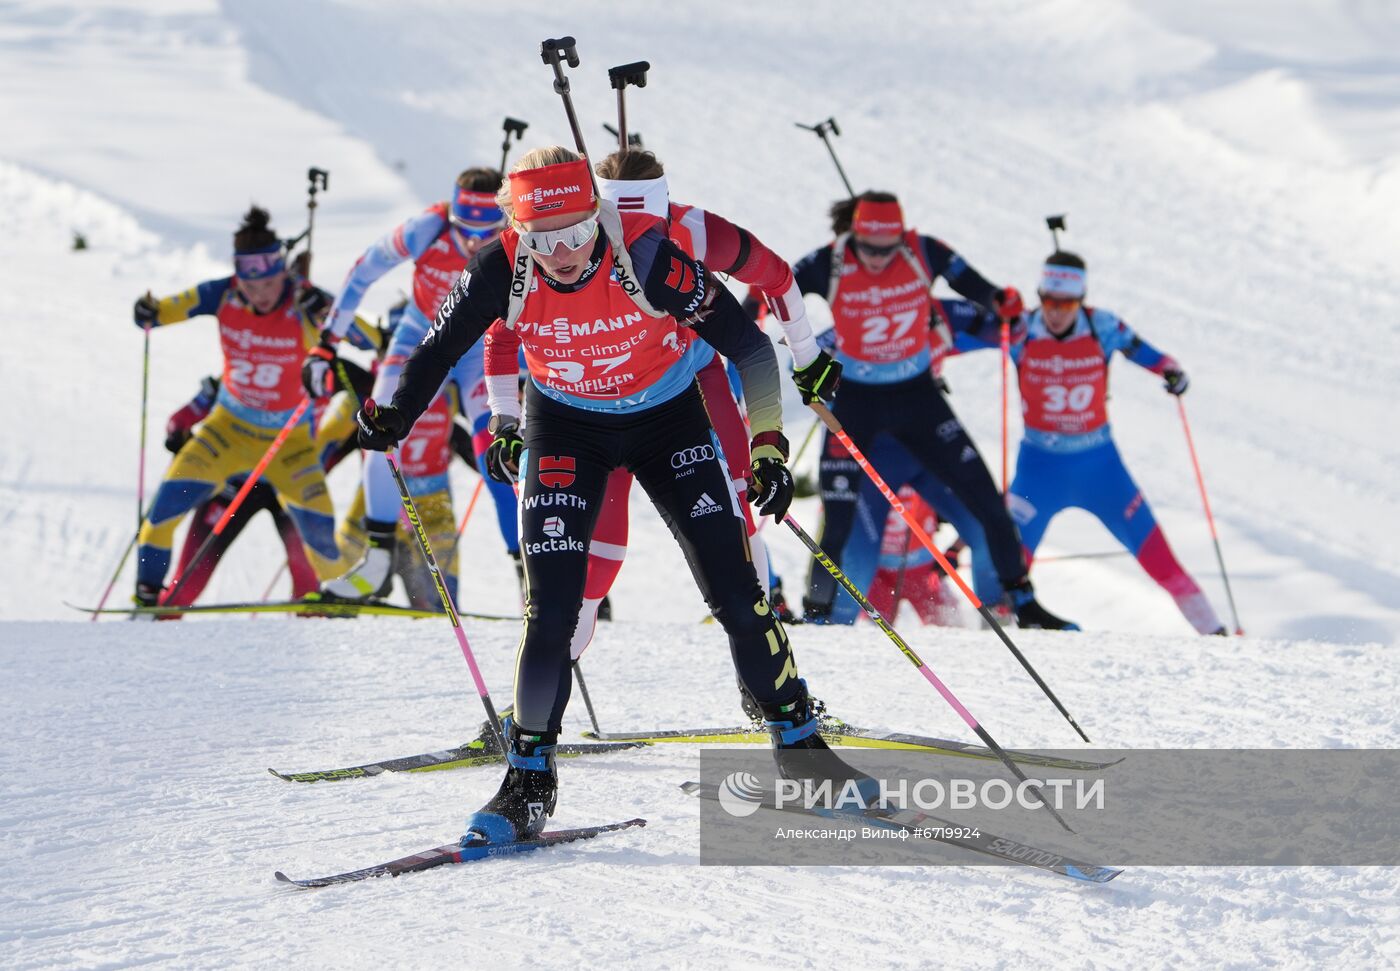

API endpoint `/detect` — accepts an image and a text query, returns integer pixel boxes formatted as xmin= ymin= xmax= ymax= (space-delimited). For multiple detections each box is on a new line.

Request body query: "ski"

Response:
xmin=681 ymin=782 xmax=1119 ymax=883
xmin=275 ymin=817 xmax=646 ymax=888
xmin=268 ymin=739 xmax=648 ymax=783
xmin=587 ymin=720 xmax=1120 ymax=772
xmin=66 ymin=598 xmax=517 ymax=622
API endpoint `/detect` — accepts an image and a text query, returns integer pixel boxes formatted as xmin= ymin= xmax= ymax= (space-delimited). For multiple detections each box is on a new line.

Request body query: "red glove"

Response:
xmin=994 ymin=287 xmax=1024 ymax=321
xmin=165 ymin=400 xmax=208 ymax=453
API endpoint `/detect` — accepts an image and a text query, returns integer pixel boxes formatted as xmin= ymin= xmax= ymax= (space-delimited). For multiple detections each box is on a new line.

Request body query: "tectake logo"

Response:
xmin=542 ymin=516 xmax=566 ymax=538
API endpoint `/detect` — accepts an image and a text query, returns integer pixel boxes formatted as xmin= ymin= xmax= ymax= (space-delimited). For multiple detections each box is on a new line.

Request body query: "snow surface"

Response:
xmin=1 ymin=1 xmax=1397 ymax=968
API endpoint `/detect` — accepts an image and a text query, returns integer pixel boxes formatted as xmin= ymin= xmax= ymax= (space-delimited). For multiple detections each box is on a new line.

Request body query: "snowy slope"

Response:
xmin=1 ymin=1 xmax=1398 ymax=968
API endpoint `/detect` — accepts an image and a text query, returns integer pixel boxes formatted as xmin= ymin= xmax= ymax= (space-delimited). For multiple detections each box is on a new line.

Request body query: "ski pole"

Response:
xmin=500 ymin=117 xmax=528 ymax=175
xmin=572 ymin=661 xmax=604 ymax=736
xmin=259 ymin=561 xmax=288 ymax=601
xmin=138 ymin=322 xmax=152 ymax=531
xmin=796 ymin=117 xmax=855 ymax=198
xmin=999 ymin=321 xmax=1010 ymax=492
xmin=790 ymin=415 xmax=821 ymax=470
xmin=367 ymin=399 xmax=505 ymax=750
xmin=783 ymin=512 xmax=1074 ymax=833
xmin=1177 ymin=398 xmax=1244 ymax=635
xmin=89 ymin=516 xmax=146 ymax=620
xmin=607 ymin=61 xmax=650 ymax=153
xmin=446 ymin=477 xmax=485 ymax=564
xmin=808 ymin=401 xmax=1090 ymax=743
xmin=540 ymin=37 xmax=600 ymax=193
xmin=163 ymin=397 xmax=312 ymax=606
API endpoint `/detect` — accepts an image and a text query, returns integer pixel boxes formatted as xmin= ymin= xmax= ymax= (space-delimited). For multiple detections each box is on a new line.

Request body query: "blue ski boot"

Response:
xmin=761 ymin=681 xmax=880 ymax=805
xmin=462 ymin=719 xmax=558 ymax=846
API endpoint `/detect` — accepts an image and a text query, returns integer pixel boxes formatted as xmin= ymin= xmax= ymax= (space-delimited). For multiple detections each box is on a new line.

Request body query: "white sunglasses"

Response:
xmin=517 ymin=214 xmax=599 ymax=255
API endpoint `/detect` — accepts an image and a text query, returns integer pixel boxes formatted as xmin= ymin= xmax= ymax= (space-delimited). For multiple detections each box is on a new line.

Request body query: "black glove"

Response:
xmin=792 ymin=350 xmax=842 ymax=404
xmin=300 ymin=341 xmax=338 ymax=399
xmin=133 ymin=292 xmax=159 ymax=328
xmin=356 ymin=400 xmax=408 ymax=451
xmin=296 ymin=285 xmax=332 ymax=325
xmin=1163 ymin=367 xmax=1189 ymax=396
xmin=747 ymin=457 xmax=795 ymax=520
xmin=484 ymin=415 xmax=524 ymax=483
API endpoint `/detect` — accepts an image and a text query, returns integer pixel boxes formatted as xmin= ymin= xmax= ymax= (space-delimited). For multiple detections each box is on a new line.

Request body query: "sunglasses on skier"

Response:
xmin=451 ymin=218 xmax=504 ymax=241
xmin=1039 ymin=294 xmax=1082 ymax=311
xmin=516 ymin=213 xmax=599 ymax=255
xmin=233 ymin=250 xmax=287 ymax=280
xmin=853 ymin=239 xmax=901 ymax=258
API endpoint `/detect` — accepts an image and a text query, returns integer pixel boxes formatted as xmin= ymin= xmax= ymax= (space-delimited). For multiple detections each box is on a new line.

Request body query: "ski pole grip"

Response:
xmin=808 ymin=400 xmax=842 ymax=435
xmin=363 ymin=397 xmax=378 ymax=419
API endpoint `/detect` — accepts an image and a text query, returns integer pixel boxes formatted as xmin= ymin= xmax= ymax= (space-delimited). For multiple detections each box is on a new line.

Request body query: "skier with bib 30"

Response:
xmin=1004 ymin=251 xmax=1225 ymax=634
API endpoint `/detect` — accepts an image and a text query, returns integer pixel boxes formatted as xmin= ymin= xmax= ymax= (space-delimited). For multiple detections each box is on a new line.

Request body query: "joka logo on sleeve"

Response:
xmin=538 ymin=455 xmax=577 ymax=489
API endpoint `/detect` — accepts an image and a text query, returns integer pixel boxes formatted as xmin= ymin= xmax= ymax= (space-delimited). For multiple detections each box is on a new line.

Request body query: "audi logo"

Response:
xmin=671 ymin=445 xmax=715 ymax=469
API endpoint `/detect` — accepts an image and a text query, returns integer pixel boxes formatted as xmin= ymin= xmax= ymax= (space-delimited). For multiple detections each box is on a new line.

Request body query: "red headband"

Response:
xmin=509 ymin=160 xmax=596 ymax=222
xmin=852 ymin=199 xmax=904 ymax=236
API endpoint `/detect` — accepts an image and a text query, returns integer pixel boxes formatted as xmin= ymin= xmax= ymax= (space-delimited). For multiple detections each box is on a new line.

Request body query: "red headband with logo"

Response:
xmin=852 ymin=199 xmax=904 ymax=236
xmin=509 ymin=160 xmax=596 ymax=222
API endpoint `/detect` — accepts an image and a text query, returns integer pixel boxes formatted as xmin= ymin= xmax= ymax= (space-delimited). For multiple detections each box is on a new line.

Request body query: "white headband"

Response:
xmin=1039 ymin=264 xmax=1087 ymax=298
xmin=596 ymin=175 xmax=670 ymax=218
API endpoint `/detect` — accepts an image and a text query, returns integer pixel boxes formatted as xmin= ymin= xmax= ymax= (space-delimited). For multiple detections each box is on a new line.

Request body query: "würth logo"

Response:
xmin=538 ymin=455 xmax=576 ymax=489
xmin=665 ymin=257 xmax=694 ymax=293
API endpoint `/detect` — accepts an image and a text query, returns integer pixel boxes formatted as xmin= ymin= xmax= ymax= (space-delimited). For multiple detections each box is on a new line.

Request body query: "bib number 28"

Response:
xmin=229 ymin=361 xmax=284 ymax=389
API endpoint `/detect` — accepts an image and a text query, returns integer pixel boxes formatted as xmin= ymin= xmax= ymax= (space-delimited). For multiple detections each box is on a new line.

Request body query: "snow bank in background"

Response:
xmin=1 ymin=3 xmax=1398 ymax=963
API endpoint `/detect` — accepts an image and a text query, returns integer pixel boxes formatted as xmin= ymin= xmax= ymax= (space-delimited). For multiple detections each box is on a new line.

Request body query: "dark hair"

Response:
xmin=1045 ymin=250 xmax=1086 ymax=271
xmin=595 ymin=149 xmax=665 ymax=181
xmin=233 ymin=205 xmax=277 ymax=253
xmin=456 ymin=166 xmax=503 ymax=192
xmin=830 ymin=190 xmax=899 ymax=235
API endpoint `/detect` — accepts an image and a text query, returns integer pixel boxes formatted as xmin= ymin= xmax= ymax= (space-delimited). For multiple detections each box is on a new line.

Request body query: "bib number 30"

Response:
xmin=1042 ymin=384 xmax=1095 ymax=412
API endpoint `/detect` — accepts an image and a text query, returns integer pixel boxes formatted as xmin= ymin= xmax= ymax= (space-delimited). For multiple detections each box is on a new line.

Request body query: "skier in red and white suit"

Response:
xmin=485 ymin=150 xmax=842 ymax=654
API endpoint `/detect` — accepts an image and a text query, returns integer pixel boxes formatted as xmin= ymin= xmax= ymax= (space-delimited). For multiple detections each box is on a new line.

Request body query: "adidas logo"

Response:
xmin=690 ymin=492 xmax=723 ymax=518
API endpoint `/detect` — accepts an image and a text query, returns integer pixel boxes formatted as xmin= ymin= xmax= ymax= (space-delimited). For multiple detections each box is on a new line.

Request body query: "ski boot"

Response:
xmin=319 ymin=518 xmax=395 ymax=601
xmin=762 ymin=681 xmax=878 ymax=804
xmin=462 ymin=719 xmax=558 ymax=846
xmin=130 ymin=582 xmax=161 ymax=621
xmin=801 ymin=595 xmax=833 ymax=626
xmin=770 ymin=580 xmax=801 ymax=625
xmin=597 ymin=595 xmax=613 ymax=622
xmin=459 ymin=707 xmax=513 ymax=757
xmin=1007 ymin=579 xmax=1080 ymax=631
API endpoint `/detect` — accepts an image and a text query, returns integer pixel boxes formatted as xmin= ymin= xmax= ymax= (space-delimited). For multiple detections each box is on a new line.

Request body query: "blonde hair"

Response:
xmin=496 ymin=146 xmax=584 ymax=220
